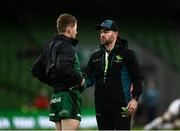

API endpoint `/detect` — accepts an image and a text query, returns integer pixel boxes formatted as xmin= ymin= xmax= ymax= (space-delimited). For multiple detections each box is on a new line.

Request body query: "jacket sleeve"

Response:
xmin=85 ymin=54 xmax=96 ymax=87
xmin=56 ymin=44 xmax=83 ymax=87
xmin=31 ymin=48 xmax=49 ymax=84
xmin=125 ymin=50 xmax=143 ymax=98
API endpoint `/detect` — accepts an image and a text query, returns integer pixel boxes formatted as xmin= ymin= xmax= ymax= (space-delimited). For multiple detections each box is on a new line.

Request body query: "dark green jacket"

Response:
xmin=86 ymin=38 xmax=143 ymax=108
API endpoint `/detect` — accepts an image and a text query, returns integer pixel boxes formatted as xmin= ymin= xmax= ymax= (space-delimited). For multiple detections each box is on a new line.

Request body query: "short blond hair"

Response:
xmin=56 ymin=13 xmax=77 ymax=33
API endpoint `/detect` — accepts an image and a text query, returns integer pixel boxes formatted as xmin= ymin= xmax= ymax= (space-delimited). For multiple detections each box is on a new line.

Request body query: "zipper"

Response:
xmin=103 ymin=51 xmax=109 ymax=83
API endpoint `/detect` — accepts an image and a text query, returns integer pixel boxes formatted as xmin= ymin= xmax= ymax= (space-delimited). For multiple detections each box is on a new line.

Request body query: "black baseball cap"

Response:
xmin=95 ymin=20 xmax=118 ymax=31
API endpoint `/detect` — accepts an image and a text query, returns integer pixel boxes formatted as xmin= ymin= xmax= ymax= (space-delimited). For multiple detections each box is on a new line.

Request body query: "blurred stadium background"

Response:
xmin=0 ymin=0 xmax=180 ymax=130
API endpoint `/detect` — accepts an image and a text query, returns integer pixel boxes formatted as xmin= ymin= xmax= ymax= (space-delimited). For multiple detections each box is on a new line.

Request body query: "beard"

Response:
xmin=101 ymin=38 xmax=113 ymax=45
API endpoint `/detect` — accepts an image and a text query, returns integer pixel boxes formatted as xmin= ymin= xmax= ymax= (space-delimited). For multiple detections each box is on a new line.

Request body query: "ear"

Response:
xmin=114 ymin=31 xmax=118 ymax=37
xmin=66 ymin=26 xmax=72 ymax=34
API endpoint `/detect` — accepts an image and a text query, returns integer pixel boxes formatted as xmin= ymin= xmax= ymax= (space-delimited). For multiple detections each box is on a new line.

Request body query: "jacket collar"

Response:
xmin=53 ymin=34 xmax=78 ymax=46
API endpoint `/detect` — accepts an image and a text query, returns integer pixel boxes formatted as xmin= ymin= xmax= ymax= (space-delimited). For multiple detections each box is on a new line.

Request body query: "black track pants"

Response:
xmin=95 ymin=107 xmax=131 ymax=130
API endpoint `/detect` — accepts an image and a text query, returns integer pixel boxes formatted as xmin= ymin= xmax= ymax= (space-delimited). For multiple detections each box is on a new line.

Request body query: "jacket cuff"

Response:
xmin=133 ymin=96 xmax=139 ymax=102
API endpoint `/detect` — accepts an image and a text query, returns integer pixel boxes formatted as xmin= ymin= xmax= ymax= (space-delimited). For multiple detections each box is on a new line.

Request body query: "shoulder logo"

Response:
xmin=92 ymin=58 xmax=101 ymax=62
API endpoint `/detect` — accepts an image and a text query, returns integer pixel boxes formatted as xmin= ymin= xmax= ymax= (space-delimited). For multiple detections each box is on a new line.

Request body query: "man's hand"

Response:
xmin=127 ymin=98 xmax=138 ymax=115
xmin=78 ymin=78 xmax=86 ymax=93
xmin=80 ymin=78 xmax=85 ymax=86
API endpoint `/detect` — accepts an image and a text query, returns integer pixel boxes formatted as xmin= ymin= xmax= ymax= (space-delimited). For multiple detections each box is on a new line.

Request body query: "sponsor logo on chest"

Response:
xmin=114 ymin=55 xmax=123 ymax=63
